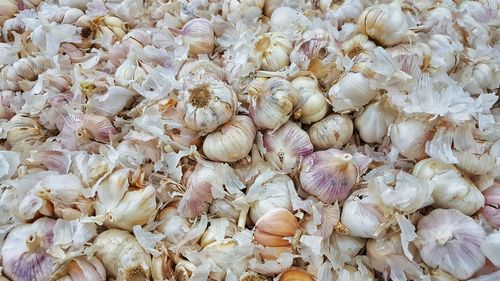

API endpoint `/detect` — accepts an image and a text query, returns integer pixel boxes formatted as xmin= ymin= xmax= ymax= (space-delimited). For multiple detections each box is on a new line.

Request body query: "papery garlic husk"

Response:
xmin=248 ymin=77 xmax=299 ymax=130
xmin=0 ymin=0 xmax=18 ymax=26
xmin=480 ymin=182 xmax=500 ymax=228
xmin=308 ymin=114 xmax=353 ymax=150
xmin=5 ymin=115 xmax=43 ymax=148
xmin=290 ymin=76 xmax=328 ymax=124
xmin=58 ymin=0 xmax=88 ymax=10
xmin=455 ymin=150 xmax=496 ymax=176
xmin=340 ymin=188 xmax=389 ymax=238
xmin=416 ymin=209 xmax=486 ymax=280
xmin=481 ymin=231 xmax=500 ymax=267
xmin=57 ymin=113 xmax=117 ymax=151
xmin=115 ymin=54 xmax=153 ymax=87
xmin=263 ymin=0 xmax=282 ymax=17
xmin=177 ymin=80 xmax=238 ymax=134
xmin=156 ymin=205 xmax=191 ymax=244
xmin=200 ymin=219 xmax=239 ymax=248
xmin=427 ymin=34 xmax=461 ymax=73
xmin=321 ymin=0 xmax=365 ymax=26
xmin=300 ymin=149 xmax=359 ymax=204
xmin=262 ymin=121 xmax=313 ymax=172
xmin=289 ymin=29 xmax=329 ymax=70
xmin=463 ymin=62 xmax=500 ymax=95
xmin=178 ymin=18 xmax=215 ymax=56
xmin=203 ymin=115 xmax=256 ymax=162
xmin=222 ymin=0 xmax=265 ymax=17
xmin=277 ymin=268 xmax=315 ymax=281
xmin=335 ymin=263 xmax=376 ymax=281
xmin=355 ymin=96 xmax=398 ymax=143
xmin=366 ymin=233 xmax=403 ymax=273
xmin=177 ymin=59 xmax=227 ymax=82
xmin=341 ymin=34 xmax=376 ymax=59
xmin=209 ymin=198 xmax=240 ymax=222
xmin=151 ymin=246 xmax=175 ymax=281
xmin=247 ymin=171 xmax=294 ymax=223
xmin=358 ymin=1 xmax=412 ymax=47
xmin=386 ymin=42 xmax=432 ymax=77
xmin=254 ymin=32 xmax=292 ymax=71
xmin=390 ymin=116 xmax=435 ymax=160
xmin=93 ymin=229 xmax=152 ymax=280
xmin=413 ymin=158 xmax=484 ymax=215
xmin=0 ymin=55 xmax=52 ymax=91
xmin=95 ymin=168 xmax=157 ymax=231
xmin=1 ymin=217 xmax=56 ymax=281
xmin=254 ymin=208 xmax=300 ymax=253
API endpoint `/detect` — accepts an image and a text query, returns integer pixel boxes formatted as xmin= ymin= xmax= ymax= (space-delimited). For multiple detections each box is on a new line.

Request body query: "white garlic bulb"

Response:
xmin=416 ymin=209 xmax=486 ymax=280
xmin=341 ymin=34 xmax=376 ymax=59
xmin=248 ymin=77 xmax=299 ymax=130
xmin=390 ymin=116 xmax=435 ymax=160
xmin=93 ymin=229 xmax=152 ymax=280
xmin=308 ymin=114 xmax=354 ymax=150
xmin=463 ymin=62 xmax=500 ymax=95
xmin=290 ymin=76 xmax=328 ymax=124
xmin=5 ymin=115 xmax=43 ymax=148
xmin=255 ymin=32 xmax=292 ymax=71
xmin=177 ymin=80 xmax=238 ymax=135
xmin=358 ymin=1 xmax=411 ymax=47
xmin=203 ymin=115 xmax=256 ymax=162
xmin=355 ymin=97 xmax=398 ymax=143
xmin=427 ymin=34 xmax=460 ymax=73
xmin=328 ymin=66 xmax=378 ymax=112
xmin=322 ymin=0 xmax=365 ymax=26
xmin=179 ymin=18 xmax=215 ymax=56
xmin=95 ymin=16 xmax=127 ymax=42
xmin=262 ymin=121 xmax=313 ymax=173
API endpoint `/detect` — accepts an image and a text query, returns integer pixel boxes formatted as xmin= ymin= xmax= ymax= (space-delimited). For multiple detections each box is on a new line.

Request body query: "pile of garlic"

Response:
xmin=0 ymin=0 xmax=499 ymax=280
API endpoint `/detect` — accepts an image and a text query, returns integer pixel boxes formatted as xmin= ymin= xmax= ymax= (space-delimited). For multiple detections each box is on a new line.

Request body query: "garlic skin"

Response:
xmin=390 ymin=116 xmax=435 ymax=160
xmin=156 ymin=206 xmax=191 ymax=244
xmin=255 ymin=32 xmax=292 ymax=71
xmin=93 ymin=229 xmax=152 ymax=280
xmin=463 ymin=63 xmax=500 ymax=95
xmin=355 ymin=97 xmax=398 ymax=143
xmin=416 ymin=209 xmax=486 ymax=280
xmin=95 ymin=16 xmax=127 ymax=42
xmin=307 ymin=56 xmax=343 ymax=90
xmin=222 ymin=0 xmax=265 ymax=17
xmin=341 ymin=34 xmax=376 ymax=59
xmin=177 ymin=80 xmax=238 ymax=135
xmin=0 ymin=0 xmax=17 ymax=26
xmin=178 ymin=18 xmax=215 ymax=56
xmin=427 ymin=34 xmax=460 ymax=73
xmin=57 ymin=257 xmax=107 ymax=281
xmin=290 ymin=30 xmax=329 ymax=70
xmin=248 ymin=77 xmax=299 ymax=130
xmin=455 ymin=150 xmax=496 ymax=176
xmin=5 ymin=115 xmax=43 ymax=148
xmin=308 ymin=114 xmax=353 ymax=150
xmin=262 ymin=121 xmax=314 ymax=172
xmin=328 ymin=68 xmax=377 ymax=112
xmin=481 ymin=183 xmax=500 ymax=228
xmin=322 ymin=0 xmax=365 ymax=26
xmin=253 ymin=208 xmax=300 ymax=249
xmin=177 ymin=60 xmax=227 ymax=82
xmin=1 ymin=217 xmax=56 ymax=281
xmin=203 ymin=115 xmax=256 ymax=162
xmin=300 ymin=149 xmax=359 ymax=204
xmin=358 ymin=1 xmax=411 ymax=47
xmin=277 ymin=268 xmax=315 ymax=281
xmin=366 ymin=232 xmax=403 ymax=273
xmin=290 ymin=76 xmax=328 ymax=124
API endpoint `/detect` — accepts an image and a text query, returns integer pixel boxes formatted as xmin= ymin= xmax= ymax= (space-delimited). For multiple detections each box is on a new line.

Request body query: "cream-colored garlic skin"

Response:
xmin=341 ymin=34 xmax=376 ymax=59
xmin=328 ymin=69 xmax=377 ymax=112
xmin=355 ymin=97 xmax=398 ymax=143
xmin=277 ymin=268 xmax=315 ymax=281
xmin=203 ymin=115 xmax=256 ymax=162
xmin=222 ymin=0 xmax=265 ymax=17
xmin=93 ymin=229 xmax=152 ymax=280
xmin=416 ymin=209 xmax=486 ymax=280
xmin=156 ymin=206 xmax=191 ymax=244
xmin=5 ymin=115 xmax=43 ymax=148
xmin=358 ymin=1 xmax=410 ymax=47
xmin=0 ymin=0 xmax=18 ymax=25
xmin=390 ymin=116 xmax=435 ymax=160
xmin=180 ymin=18 xmax=215 ymax=56
xmin=308 ymin=114 xmax=353 ymax=150
xmin=322 ymin=0 xmax=365 ymax=26
xmin=255 ymin=32 xmax=292 ymax=71
xmin=481 ymin=183 xmax=500 ymax=228
xmin=177 ymin=80 xmax=237 ymax=135
xmin=291 ymin=76 xmax=328 ymax=124
xmin=1 ymin=217 xmax=56 ymax=281
xmin=177 ymin=60 xmax=227 ymax=82
xmin=95 ymin=16 xmax=127 ymax=42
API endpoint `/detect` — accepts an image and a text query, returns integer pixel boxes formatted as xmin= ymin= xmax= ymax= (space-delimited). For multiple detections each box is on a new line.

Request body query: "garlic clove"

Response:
xmin=481 ymin=182 xmax=500 ymax=228
xmin=290 ymin=76 xmax=328 ymax=124
xmin=328 ymin=70 xmax=377 ymax=112
xmin=255 ymin=32 xmax=292 ymax=71
xmin=277 ymin=268 xmax=315 ymax=281
xmin=308 ymin=114 xmax=354 ymax=150
xmin=390 ymin=116 xmax=435 ymax=160
xmin=355 ymin=96 xmax=398 ymax=143
xmin=254 ymin=208 xmax=301 ymax=248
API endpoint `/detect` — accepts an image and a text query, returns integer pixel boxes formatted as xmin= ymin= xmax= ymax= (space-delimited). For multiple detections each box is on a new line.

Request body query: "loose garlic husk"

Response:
xmin=300 ymin=149 xmax=359 ymax=204
xmin=481 ymin=183 xmax=500 ymax=228
xmin=355 ymin=96 xmax=398 ymax=143
xmin=289 ymin=29 xmax=329 ymax=70
xmin=463 ymin=62 xmax=500 ymax=95
xmin=156 ymin=205 xmax=191 ymax=244
xmin=175 ymin=18 xmax=215 ymax=56
xmin=413 ymin=158 xmax=484 ymax=215
xmin=248 ymin=77 xmax=299 ymax=130
xmin=58 ymin=0 xmax=88 ymax=10
xmin=481 ymin=232 xmax=500 ymax=267
xmin=390 ymin=116 xmax=435 ymax=160
xmin=222 ymin=0 xmax=265 ymax=17
xmin=307 ymin=56 xmax=343 ymax=90
xmin=253 ymin=208 xmax=301 ymax=253
xmin=1 ymin=217 xmax=57 ymax=281
xmin=57 ymin=113 xmax=117 ymax=151
xmin=262 ymin=121 xmax=313 ymax=172
xmin=366 ymin=232 xmax=403 ymax=273
xmin=209 ymin=198 xmax=240 ymax=222
xmin=308 ymin=114 xmax=353 ymax=150
xmin=358 ymin=1 xmax=412 ymax=47
xmin=416 ymin=209 xmax=486 ymax=280
xmin=0 ymin=0 xmax=18 ymax=26
xmin=277 ymin=268 xmax=315 ymax=281
xmin=290 ymin=76 xmax=328 ymax=124
xmin=254 ymin=32 xmax=292 ymax=71
xmin=177 ymin=80 xmax=238 ymax=135
xmin=93 ymin=229 xmax=152 ymax=280
xmin=115 ymin=54 xmax=153 ymax=87
xmin=200 ymin=219 xmax=239 ymax=248
xmin=203 ymin=115 xmax=256 ymax=162
xmin=0 ymin=55 xmax=52 ymax=91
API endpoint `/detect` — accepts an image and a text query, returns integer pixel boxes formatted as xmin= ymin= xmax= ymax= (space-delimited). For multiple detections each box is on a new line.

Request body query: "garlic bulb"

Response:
xmin=255 ymin=32 xmax=292 ymax=71
xmin=262 ymin=121 xmax=313 ymax=172
xmin=253 ymin=208 xmax=300 ymax=251
xmin=366 ymin=232 xmax=403 ymax=273
xmin=277 ymin=268 xmax=315 ymax=281
xmin=416 ymin=209 xmax=486 ymax=279
xmin=290 ymin=76 xmax=328 ymax=124
xmin=290 ymin=29 xmax=328 ymax=70
xmin=390 ymin=116 xmax=435 ymax=160
xmin=358 ymin=1 xmax=411 ymax=46
xmin=308 ymin=114 xmax=353 ymax=150
xmin=248 ymin=77 xmax=299 ymax=130
xmin=341 ymin=34 xmax=376 ymax=59
xmin=95 ymin=16 xmax=127 ymax=42
xmin=481 ymin=232 xmax=500 ymax=267
xmin=93 ymin=229 xmax=152 ymax=280
xmin=481 ymin=183 xmax=500 ymax=228
xmin=58 ymin=0 xmax=87 ymax=10
xmin=427 ymin=34 xmax=460 ymax=73
xmin=176 ymin=18 xmax=215 ymax=56
xmin=355 ymin=97 xmax=398 ymax=143
xmin=177 ymin=60 xmax=227 ymax=82
xmin=321 ymin=0 xmax=365 ymax=26
xmin=203 ymin=115 xmax=256 ymax=162
xmin=5 ymin=115 xmax=43 ymax=148
xmin=307 ymin=56 xmax=343 ymax=90
xmin=177 ymin=80 xmax=238 ymax=134
xmin=300 ymin=149 xmax=359 ymax=203
xmin=328 ymin=66 xmax=377 ymax=112
xmin=1 ymin=218 xmax=56 ymax=281
xmin=463 ymin=63 xmax=500 ymax=95
xmin=0 ymin=0 xmax=18 ymax=26
xmin=222 ymin=0 xmax=265 ymax=17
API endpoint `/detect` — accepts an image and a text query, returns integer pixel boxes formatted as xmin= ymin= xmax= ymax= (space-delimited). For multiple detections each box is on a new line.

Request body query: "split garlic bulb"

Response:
xmin=178 ymin=18 xmax=215 ymax=56
xmin=358 ymin=1 xmax=411 ymax=46
xmin=262 ymin=121 xmax=313 ymax=172
xmin=1 ymin=217 xmax=56 ymax=281
xmin=93 ymin=229 xmax=152 ymax=280
xmin=290 ymin=76 xmax=328 ymax=124
xmin=255 ymin=32 xmax=292 ymax=71
xmin=390 ymin=116 xmax=435 ymax=160
xmin=328 ymin=66 xmax=378 ymax=112
xmin=253 ymin=208 xmax=301 ymax=251
xmin=355 ymin=97 xmax=398 ymax=143
xmin=203 ymin=115 xmax=256 ymax=162
xmin=248 ymin=77 xmax=299 ymax=130
xmin=177 ymin=80 xmax=238 ymax=135
xmin=416 ymin=209 xmax=486 ymax=280
xmin=300 ymin=149 xmax=359 ymax=203
xmin=308 ymin=114 xmax=354 ymax=150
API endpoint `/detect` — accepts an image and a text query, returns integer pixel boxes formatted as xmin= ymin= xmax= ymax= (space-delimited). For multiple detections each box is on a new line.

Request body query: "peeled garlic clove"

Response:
xmin=255 ymin=32 xmax=292 ymax=71
xmin=203 ymin=115 xmax=256 ymax=162
xmin=481 ymin=183 xmax=500 ymax=228
xmin=390 ymin=116 xmax=435 ymax=160
xmin=262 ymin=121 xmax=313 ymax=173
xmin=177 ymin=80 xmax=238 ymax=135
xmin=416 ymin=209 xmax=486 ymax=279
xmin=355 ymin=97 xmax=398 ymax=143
xmin=277 ymin=268 xmax=315 ymax=281
xmin=178 ymin=18 xmax=215 ymax=56
xmin=93 ymin=229 xmax=151 ymax=280
xmin=290 ymin=76 xmax=328 ymax=124
xmin=328 ymin=69 xmax=377 ymax=112
xmin=308 ymin=114 xmax=354 ymax=150
xmin=300 ymin=149 xmax=359 ymax=204
xmin=1 ymin=217 xmax=57 ymax=281
xmin=254 ymin=208 xmax=300 ymax=247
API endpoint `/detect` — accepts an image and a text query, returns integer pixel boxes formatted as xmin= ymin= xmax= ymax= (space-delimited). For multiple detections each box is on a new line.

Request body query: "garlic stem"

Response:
xmin=26 ymin=234 xmax=41 ymax=252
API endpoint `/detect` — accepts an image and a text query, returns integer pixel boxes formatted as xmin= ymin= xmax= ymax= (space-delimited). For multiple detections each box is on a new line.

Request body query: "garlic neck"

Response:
xmin=26 ymin=234 xmax=41 ymax=252
xmin=436 ymin=230 xmax=453 ymax=245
